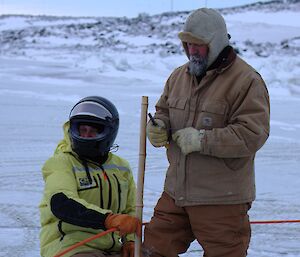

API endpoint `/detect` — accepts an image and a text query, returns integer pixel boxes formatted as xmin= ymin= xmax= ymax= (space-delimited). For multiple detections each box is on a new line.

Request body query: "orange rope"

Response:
xmin=53 ymin=220 xmax=300 ymax=257
xmin=145 ymin=220 xmax=300 ymax=225
xmin=142 ymin=219 xmax=300 ymax=225
xmin=53 ymin=228 xmax=116 ymax=257
xmin=250 ymin=219 xmax=300 ymax=224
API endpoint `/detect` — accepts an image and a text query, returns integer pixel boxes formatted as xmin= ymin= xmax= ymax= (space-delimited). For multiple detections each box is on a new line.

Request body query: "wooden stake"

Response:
xmin=135 ymin=96 xmax=148 ymax=257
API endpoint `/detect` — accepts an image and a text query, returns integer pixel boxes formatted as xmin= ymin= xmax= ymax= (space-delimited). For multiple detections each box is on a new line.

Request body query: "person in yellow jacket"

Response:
xmin=39 ymin=96 xmax=141 ymax=257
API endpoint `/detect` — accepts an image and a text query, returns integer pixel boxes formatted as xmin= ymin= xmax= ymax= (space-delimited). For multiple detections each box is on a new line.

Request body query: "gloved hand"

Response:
xmin=146 ymin=119 xmax=168 ymax=147
xmin=121 ymin=241 xmax=135 ymax=257
xmin=104 ymin=214 xmax=141 ymax=237
xmin=172 ymin=127 xmax=205 ymax=155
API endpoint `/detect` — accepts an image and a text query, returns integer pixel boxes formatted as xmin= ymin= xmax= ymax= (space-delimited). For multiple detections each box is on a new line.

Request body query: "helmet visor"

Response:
xmin=70 ymin=101 xmax=113 ymax=120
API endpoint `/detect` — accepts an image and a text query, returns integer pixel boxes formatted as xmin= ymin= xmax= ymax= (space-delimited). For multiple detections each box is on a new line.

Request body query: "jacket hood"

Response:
xmin=54 ymin=121 xmax=73 ymax=155
xmin=178 ymin=8 xmax=229 ymax=67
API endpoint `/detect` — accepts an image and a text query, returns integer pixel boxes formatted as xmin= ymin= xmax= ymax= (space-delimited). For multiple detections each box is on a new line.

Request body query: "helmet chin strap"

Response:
xmin=109 ymin=143 xmax=119 ymax=153
xmin=97 ymin=153 xmax=109 ymax=165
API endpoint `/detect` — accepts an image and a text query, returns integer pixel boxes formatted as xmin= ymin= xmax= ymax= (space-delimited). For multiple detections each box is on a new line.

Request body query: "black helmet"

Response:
xmin=69 ymin=96 xmax=119 ymax=160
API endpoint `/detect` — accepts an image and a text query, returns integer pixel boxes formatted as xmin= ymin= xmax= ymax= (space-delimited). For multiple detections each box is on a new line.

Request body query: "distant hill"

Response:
xmin=0 ymin=0 xmax=299 ymax=58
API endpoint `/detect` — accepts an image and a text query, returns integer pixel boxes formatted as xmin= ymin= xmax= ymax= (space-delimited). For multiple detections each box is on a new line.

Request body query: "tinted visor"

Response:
xmin=70 ymin=101 xmax=113 ymax=120
xmin=70 ymin=120 xmax=110 ymax=139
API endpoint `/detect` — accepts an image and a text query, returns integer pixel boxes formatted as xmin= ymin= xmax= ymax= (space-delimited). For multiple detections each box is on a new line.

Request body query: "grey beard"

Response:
xmin=188 ymin=55 xmax=208 ymax=77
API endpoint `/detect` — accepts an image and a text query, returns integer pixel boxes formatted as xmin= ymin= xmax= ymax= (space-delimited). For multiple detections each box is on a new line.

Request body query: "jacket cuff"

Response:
xmin=125 ymin=233 xmax=135 ymax=242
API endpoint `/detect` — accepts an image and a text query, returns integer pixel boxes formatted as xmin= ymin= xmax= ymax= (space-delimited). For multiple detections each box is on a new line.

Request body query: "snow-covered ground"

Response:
xmin=0 ymin=1 xmax=300 ymax=256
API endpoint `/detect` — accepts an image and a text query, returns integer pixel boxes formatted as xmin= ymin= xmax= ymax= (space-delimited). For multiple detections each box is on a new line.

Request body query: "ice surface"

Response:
xmin=0 ymin=1 xmax=300 ymax=256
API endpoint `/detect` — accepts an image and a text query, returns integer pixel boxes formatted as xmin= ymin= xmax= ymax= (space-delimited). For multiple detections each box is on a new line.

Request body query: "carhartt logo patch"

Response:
xmin=202 ymin=117 xmax=212 ymax=126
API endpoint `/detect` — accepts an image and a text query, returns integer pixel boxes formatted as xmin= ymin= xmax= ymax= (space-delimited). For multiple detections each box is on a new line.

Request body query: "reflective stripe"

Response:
xmin=102 ymin=164 xmax=130 ymax=172
xmin=72 ymin=164 xmax=130 ymax=173
xmin=72 ymin=167 xmax=98 ymax=172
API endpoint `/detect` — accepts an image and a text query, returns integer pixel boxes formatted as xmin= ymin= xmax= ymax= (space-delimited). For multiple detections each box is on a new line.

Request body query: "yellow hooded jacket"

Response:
xmin=39 ymin=122 xmax=136 ymax=257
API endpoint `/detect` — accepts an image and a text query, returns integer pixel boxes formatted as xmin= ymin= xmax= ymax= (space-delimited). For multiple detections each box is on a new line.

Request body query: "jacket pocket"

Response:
xmin=202 ymin=101 xmax=226 ymax=114
xmin=196 ymin=100 xmax=227 ymax=129
xmin=168 ymin=97 xmax=187 ymax=110
xmin=167 ymin=97 xmax=188 ymax=130
xmin=223 ymin=157 xmax=250 ymax=171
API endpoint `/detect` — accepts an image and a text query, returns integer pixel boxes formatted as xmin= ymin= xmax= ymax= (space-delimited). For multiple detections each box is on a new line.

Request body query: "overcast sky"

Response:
xmin=0 ymin=0 xmax=271 ymax=17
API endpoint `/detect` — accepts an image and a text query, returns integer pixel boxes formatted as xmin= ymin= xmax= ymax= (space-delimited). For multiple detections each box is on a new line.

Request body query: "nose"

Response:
xmin=83 ymin=131 xmax=96 ymax=138
xmin=79 ymin=125 xmax=98 ymax=138
xmin=188 ymin=44 xmax=198 ymax=55
xmin=187 ymin=43 xmax=208 ymax=57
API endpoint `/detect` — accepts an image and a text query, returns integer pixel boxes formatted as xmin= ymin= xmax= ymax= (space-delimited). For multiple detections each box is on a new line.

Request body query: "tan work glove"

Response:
xmin=172 ymin=127 xmax=205 ymax=155
xmin=105 ymin=214 xmax=141 ymax=237
xmin=121 ymin=241 xmax=135 ymax=257
xmin=146 ymin=119 xmax=168 ymax=147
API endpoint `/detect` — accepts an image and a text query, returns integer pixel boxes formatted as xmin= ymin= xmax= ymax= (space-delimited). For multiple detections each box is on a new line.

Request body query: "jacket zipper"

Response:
xmin=192 ymin=72 xmax=219 ymax=127
xmin=113 ymin=174 xmax=121 ymax=213
xmin=97 ymin=174 xmax=104 ymax=208
xmin=106 ymin=174 xmax=112 ymax=210
xmin=100 ymin=165 xmax=112 ymax=210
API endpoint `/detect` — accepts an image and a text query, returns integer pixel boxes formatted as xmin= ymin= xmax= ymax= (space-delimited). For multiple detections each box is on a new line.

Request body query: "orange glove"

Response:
xmin=104 ymin=214 xmax=141 ymax=237
xmin=121 ymin=241 xmax=135 ymax=257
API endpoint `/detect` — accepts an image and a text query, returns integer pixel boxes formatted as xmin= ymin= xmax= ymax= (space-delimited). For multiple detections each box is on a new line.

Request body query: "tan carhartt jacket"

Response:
xmin=155 ymin=48 xmax=270 ymax=206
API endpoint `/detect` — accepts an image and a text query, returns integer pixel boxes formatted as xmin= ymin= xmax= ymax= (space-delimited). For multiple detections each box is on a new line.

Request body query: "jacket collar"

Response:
xmin=208 ymin=45 xmax=237 ymax=73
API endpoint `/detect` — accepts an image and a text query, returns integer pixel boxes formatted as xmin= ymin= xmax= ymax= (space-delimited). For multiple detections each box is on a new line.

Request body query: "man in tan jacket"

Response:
xmin=143 ymin=8 xmax=270 ymax=257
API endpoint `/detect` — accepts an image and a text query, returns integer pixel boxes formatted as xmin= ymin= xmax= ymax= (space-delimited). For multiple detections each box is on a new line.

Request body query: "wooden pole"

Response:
xmin=135 ymin=96 xmax=148 ymax=257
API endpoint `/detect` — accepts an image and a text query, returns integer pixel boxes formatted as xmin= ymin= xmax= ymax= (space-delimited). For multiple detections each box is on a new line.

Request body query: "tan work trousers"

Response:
xmin=143 ymin=192 xmax=251 ymax=257
xmin=72 ymin=250 xmax=121 ymax=257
